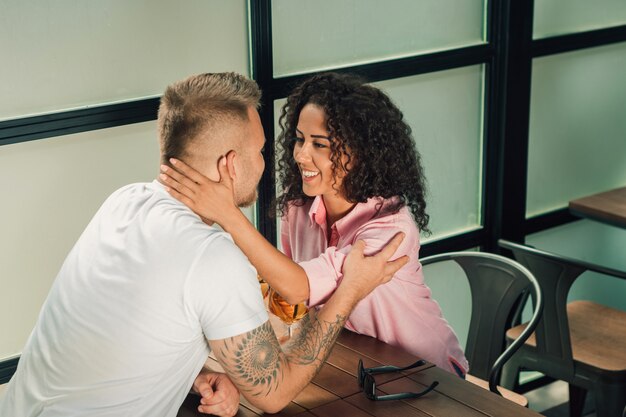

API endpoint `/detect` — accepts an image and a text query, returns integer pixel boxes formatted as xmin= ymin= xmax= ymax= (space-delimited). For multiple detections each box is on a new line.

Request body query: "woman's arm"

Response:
xmin=160 ymin=155 xmax=309 ymax=304
xmin=208 ymin=236 xmax=408 ymax=413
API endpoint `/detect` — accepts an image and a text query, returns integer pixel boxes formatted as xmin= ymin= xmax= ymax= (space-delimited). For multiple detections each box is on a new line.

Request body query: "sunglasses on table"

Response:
xmin=357 ymin=358 xmax=439 ymax=401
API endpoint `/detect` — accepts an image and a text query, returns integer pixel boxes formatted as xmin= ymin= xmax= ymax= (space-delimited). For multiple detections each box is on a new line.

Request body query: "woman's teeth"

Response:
xmin=302 ymin=170 xmax=319 ymax=178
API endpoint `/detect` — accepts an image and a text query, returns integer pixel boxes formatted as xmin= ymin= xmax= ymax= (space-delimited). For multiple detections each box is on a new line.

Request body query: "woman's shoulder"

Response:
xmin=354 ymin=198 xmax=421 ymax=244
xmin=367 ymin=197 xmax=418 ymax=226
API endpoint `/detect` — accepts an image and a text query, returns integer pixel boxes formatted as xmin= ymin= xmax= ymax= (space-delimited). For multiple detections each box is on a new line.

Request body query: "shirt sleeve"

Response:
xmin=303 ymin=216 xmax=420 ymax=307
xmin=186 ymin=234 xmax=269 ymax=341
xmin=300 ymin=245 xmax=350 ymax=306
xmin=279 ymin=215 xmax=292 ymax=259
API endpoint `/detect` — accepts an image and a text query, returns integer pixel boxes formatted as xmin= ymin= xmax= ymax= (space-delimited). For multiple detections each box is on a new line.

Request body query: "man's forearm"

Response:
xmin=210 ymin=288 xmax=355 ymax=413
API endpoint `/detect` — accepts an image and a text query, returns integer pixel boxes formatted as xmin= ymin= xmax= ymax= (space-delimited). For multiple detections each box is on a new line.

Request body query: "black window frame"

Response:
xmin=2 ymin=0 xmax=626 ymax=386
xmin=0 ymin=1 xmax=624 ymax=253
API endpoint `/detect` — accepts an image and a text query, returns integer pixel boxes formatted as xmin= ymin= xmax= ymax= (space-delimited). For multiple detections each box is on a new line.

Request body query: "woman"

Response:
xmin=160 ymin=73 xmax=468 ymax=377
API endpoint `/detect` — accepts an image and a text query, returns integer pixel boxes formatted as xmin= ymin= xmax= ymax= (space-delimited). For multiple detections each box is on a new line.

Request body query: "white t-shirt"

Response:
xmin=0 ymin=181 xmax=268 ymax=417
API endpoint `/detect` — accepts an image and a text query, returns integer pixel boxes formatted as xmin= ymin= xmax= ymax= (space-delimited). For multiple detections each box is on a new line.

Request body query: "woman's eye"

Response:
xmin=292 ymin=136 xmax=304 ymax=143
xmin=314 ymin=142 xmax=328 ymax=149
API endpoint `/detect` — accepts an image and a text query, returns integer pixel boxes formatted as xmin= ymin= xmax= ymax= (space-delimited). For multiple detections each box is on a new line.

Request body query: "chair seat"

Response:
xmin=465 ymin=374 xmax=528 ymax=407
xmin=507 ymin=300 xmax=626 ymax=372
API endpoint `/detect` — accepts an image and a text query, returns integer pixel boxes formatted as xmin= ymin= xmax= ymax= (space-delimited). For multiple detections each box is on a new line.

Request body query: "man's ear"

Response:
xmin=225 ymin=150 xmax=237 ymax=179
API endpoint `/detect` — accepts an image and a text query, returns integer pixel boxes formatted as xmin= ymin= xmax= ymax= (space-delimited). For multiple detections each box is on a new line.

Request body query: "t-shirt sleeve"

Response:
xmin=303 ymin=218 xmax=419 ymax=307
xmin=185 ymin=234 xmax=268 ymax=341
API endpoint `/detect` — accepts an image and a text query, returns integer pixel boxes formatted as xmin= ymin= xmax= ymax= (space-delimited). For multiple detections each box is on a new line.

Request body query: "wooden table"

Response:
xmin=177 ymin=329 xmax=541 ymax=417
xmin=569 ymin=186 xmax=626 ymax=228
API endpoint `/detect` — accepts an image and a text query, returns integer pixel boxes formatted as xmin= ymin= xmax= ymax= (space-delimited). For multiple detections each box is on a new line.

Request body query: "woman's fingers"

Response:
xmin=162 ymin=181 xmax=196 ymax=208
xmin=160 ymin=164 xmax=200 ymax=194
xmin=169 ymin=158 xmax=207 ymax=184
xmin=159 ymin=169 xmax=189 ymax=191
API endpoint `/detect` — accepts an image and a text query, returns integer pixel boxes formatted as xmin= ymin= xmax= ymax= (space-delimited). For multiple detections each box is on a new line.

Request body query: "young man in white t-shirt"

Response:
xmin=0 ymin=73 xmax=408 ymax=417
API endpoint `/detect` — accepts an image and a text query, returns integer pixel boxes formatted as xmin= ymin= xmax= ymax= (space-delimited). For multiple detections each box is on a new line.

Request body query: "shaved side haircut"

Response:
xmin=157 ymin=72 xmax=261 ymax=164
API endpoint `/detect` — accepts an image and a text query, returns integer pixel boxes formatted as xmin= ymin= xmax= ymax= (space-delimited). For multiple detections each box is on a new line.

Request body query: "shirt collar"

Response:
xmin=307 ymin=195 xmax=394 ymax=235
xmin=308 ymin=196 xmax=327 ymax=227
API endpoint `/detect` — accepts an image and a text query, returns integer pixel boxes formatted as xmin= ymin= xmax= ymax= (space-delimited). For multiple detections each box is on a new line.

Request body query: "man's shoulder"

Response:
xmin=196 ymin=229 xmax=249 ymax=265
xmin=99 ymin=181 xmax=232 ymax=248
xmin=98 ymin=181 xmax=159 ymax=211
xmin=186 ymin=229 xmax=257 ymax=299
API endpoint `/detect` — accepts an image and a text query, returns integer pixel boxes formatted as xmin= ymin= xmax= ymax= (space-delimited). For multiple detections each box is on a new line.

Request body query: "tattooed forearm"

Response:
xmin=212 ymin=312 xmax=348 ymax=399
xmin=214 ymin=322 xmax=284 ymax=396
xmin=284 ymin=312 xmax=347 ymax=366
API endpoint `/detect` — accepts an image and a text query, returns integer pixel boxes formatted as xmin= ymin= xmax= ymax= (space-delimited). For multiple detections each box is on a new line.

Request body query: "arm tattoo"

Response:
xmin=214 ymin=322 xmax=284 ymax=396
xmin=284 ymin=312 xmax=346 ymax=366
xmin=214 ymin=312 xmax=347 ymax=398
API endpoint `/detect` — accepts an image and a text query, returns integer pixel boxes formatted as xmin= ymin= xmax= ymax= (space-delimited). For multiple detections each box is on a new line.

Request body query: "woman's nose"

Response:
xmin=294 ymin=144 xmax=311 ymax=163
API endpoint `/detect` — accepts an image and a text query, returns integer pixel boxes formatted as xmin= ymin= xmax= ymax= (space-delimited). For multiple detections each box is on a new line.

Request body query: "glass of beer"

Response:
xmin=258 ymin=275 xmax=270 ymax=299
xmin=267 ymin=287 xmax=308 ymax=338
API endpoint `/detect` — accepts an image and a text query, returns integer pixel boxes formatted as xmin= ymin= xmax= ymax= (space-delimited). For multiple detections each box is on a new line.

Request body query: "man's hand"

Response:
xmin=339 ymin=233 xmax=409 ymax=300
xmin=207 ymin=234 xmax=409 ymax=414
xmin=159 ymin=153 xmax=239 ymax=226
xmin=192 ymin=369 xmax=240 ymax=416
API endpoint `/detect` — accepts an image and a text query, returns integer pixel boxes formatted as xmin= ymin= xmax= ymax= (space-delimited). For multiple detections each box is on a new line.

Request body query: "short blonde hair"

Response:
xmin=157 ymin=72 xmax=261 ymax=164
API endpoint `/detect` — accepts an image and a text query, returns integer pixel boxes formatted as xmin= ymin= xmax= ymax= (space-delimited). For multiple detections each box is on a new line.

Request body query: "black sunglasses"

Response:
xmin=357 ymin=358 xmax=439 ymax=401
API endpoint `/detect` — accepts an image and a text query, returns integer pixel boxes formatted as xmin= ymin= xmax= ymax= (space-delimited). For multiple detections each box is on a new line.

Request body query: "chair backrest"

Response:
xmin=498 ymin=239 xmax=626 ymax=380
xmin=421 ymin=251 xmax=543 ymax=395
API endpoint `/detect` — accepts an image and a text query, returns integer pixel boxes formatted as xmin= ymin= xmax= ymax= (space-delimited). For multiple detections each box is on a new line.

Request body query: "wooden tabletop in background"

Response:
xmin=178 ymin=329 xmax=541 ymax=417
xmin=569 ymin=186 xmax=626 ymax=228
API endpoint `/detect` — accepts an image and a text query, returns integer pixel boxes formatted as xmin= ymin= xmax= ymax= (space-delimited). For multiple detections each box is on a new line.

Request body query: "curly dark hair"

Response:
xmin=275 ymin=72 xmax=430 ymax=234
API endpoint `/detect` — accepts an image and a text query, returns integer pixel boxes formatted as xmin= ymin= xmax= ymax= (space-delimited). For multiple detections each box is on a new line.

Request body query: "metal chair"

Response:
xmin=420 ymin=251 xmax=543 ymax=405
xmin=499 ymin=239 xmax=626 ymax=417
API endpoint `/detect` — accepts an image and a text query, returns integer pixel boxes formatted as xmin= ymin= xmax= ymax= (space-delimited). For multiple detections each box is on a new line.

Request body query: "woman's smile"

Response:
xmin=300 ymin=168 xmax=320 ymax=182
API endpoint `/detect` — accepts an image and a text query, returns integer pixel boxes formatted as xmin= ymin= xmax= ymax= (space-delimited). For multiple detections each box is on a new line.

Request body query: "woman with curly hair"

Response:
xmin=160 ymin=72 xmax=468 ymax=377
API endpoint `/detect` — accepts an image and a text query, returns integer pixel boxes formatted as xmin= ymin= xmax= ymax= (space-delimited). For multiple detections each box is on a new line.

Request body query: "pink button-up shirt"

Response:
xmin=281 ymin=196 xmax=468 ymax=375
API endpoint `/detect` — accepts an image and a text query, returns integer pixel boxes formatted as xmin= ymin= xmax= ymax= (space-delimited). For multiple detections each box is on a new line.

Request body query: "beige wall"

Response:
xmin=0 ymin=0 xmax=250 ymax=362
xmin=0 ymin=124 xmax=159 ymax=359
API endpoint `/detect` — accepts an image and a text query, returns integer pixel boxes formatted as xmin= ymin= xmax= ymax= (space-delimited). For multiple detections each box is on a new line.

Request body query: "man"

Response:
xmin=0 ymin=73 xmax=407 ymax=416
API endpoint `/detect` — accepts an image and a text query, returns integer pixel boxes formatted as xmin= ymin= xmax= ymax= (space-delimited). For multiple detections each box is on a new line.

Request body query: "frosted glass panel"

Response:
xmin=272 ymin=67 xmax=484 ymax=243
xmin=272 ymin=0 xmax=485 ymax=77
xmin=527 ymin=220 xmax=626 ymax=311
xmin=534 ymin=0 xmax=626 ymax=39
xmin=376 ymin=67 xmax=484 ymax=241
xmin=526 ymin=42 xmax=626 ymax=217
xmin=0 ymin=0 xmax=249 ymax=120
